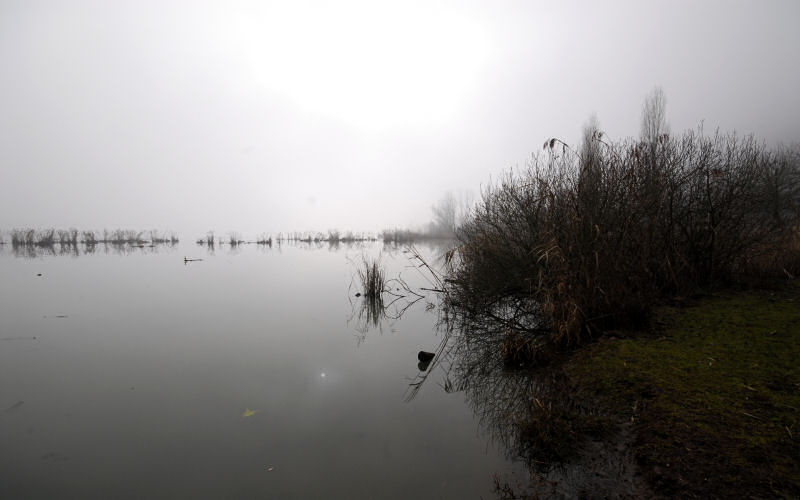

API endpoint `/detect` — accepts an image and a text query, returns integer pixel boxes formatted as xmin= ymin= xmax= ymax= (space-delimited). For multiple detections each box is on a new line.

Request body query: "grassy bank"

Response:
xmin=566 ymin=282 xmax=800 ymax=497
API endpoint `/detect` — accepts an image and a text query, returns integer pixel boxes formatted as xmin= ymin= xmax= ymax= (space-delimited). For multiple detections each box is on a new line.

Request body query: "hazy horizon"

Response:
xmin=2 ymin=1 xmax=799 ymax=236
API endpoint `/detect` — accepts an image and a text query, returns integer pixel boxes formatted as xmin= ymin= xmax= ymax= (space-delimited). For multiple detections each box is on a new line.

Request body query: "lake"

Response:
xmin=0 ymin=241 xmax=526 ymax=499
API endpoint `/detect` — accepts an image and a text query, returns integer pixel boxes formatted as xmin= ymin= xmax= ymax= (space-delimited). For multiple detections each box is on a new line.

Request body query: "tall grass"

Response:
xmin=149 ymin=230 xmax=179 ymax=245
xmin=196 ymin=231 xmax=216 ymax=248
xmin=349 ymin=255 xmax=388 ymax=335
xmin=228 ymin=232 xmax=243 ymax=246
xmin=357 ymin=255 xmax=386 ymax=300
xmin=448 ymin=130 xmax=800 ymax=346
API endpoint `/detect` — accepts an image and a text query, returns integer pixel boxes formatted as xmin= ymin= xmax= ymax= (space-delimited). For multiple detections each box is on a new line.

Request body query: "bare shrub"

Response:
xmin=449 ymin=130 xmax=800 ymax=346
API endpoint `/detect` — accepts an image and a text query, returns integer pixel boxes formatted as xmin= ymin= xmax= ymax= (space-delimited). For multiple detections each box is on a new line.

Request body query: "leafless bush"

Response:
xmin=449 ymin=130 xmax=800 ymax=346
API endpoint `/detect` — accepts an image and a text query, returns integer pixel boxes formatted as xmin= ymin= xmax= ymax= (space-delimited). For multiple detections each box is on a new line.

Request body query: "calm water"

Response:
xmin=0 ymin=241 xmax=525 ymax=499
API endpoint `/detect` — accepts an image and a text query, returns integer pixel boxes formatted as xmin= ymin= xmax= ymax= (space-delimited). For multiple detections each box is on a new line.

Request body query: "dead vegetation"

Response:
xmin=447 ymin=129 xmax=800 ymax=350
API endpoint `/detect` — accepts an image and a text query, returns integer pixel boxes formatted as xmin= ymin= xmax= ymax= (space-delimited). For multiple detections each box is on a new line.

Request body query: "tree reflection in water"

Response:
xmin=345 ymin=244 xmax=644 ymax=495
xmin=406 ymin=305 xmax=647 ymax=498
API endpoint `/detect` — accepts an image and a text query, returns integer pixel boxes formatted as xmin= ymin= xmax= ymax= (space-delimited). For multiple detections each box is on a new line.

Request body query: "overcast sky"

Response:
xmin=2 ymin=0 xmax=798 ymax=237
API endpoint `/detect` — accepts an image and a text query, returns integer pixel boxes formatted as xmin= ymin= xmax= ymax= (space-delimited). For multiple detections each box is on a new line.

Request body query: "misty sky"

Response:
xmin=2 ymin=1 xmax=799 ymax=237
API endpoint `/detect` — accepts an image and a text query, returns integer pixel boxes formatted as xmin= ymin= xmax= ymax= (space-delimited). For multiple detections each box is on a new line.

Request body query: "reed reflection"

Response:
xmin=347 ymin=253 xmax=426 ymax=343
xmin=402 ymin=299 xmax=647 ymax=498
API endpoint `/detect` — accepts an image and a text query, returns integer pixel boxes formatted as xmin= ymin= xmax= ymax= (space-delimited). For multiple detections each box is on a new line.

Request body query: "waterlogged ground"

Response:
xmin=0 ymin=241 xmax=526 ymax=499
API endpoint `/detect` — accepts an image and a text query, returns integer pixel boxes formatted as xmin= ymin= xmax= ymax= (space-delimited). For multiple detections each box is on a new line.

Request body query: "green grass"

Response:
xmin=567 ymin=282 xmax=800 ymax=497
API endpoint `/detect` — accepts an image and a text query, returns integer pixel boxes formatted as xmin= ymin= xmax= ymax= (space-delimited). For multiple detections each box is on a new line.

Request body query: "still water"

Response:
xmin=0 ymin=241 xmax=524 ymax=499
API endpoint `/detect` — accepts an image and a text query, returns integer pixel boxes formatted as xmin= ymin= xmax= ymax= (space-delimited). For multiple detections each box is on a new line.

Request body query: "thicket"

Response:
xmin=447 ymin=130 xmax=800 ymax=347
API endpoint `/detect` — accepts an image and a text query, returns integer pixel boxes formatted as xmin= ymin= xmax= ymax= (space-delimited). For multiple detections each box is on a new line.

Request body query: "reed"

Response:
xmin=195 ymin=231 xmax=216 ymax=248
xmin=149 ymin=230 xmax=179 ymax=245
xmin=9 ymin=227 xmax=177 ymax=252
xmin=228 ymin=232 xmax=243 ymax=246
xmin=255 ymin=234 xmax=272 ymax=246
xmin=357 ymin=255 xmax=386 ymax=300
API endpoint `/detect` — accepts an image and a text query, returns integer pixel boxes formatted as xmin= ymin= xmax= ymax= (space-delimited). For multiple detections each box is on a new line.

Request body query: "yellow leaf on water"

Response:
xmin=242 ymin=408 xmax=258 ymax=417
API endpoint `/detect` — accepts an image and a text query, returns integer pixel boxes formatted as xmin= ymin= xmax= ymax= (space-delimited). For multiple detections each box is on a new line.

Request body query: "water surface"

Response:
xmin=0 ymin=241 xmax=523 ymax=499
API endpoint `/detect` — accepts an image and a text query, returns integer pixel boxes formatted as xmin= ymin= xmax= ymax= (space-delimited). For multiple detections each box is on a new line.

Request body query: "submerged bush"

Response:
xmin=448 ymin=130 xmax=800 ymax=346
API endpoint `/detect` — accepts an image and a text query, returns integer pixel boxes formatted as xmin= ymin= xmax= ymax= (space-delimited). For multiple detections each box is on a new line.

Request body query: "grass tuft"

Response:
xmin=357 ymin=255 xmax=385 ymax=300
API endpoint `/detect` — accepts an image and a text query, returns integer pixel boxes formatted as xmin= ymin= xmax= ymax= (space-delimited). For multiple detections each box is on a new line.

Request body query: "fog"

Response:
xmin=1 ymin=0 xmax=798 ymax=237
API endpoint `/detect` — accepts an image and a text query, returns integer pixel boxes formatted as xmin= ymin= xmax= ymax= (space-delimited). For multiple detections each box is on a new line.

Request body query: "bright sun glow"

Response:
xmin=232 ymin=1 xmax=489 ymax=130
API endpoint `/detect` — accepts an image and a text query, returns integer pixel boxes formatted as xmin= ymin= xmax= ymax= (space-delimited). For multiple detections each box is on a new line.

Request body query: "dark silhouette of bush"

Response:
xmin=448 ymin=129 xmax=800 ymax=346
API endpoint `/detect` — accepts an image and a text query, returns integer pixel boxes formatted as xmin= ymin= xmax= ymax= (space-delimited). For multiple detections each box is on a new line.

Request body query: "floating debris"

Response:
xmin=242 ymin=408 xmax=258 ymax=418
